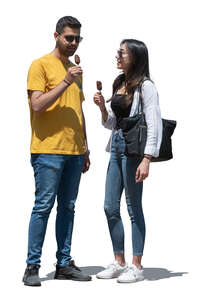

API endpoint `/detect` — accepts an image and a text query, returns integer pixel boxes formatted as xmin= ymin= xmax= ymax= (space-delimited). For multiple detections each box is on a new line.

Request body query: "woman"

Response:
xmin=93 ymin=39 xmax=162 ymax=283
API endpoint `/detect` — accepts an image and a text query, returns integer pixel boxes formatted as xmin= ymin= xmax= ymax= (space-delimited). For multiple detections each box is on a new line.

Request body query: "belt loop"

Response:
xmin=118 ymin=128 xmax=123 ymax=139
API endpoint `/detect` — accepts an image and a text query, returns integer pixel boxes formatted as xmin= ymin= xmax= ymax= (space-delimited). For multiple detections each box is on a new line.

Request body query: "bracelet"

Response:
xmin=63 ymin=79 xmax=71 ymax=86
xmin=85 ymin=149 xmax=90 ymax=155
xmin=144 ymin=155 xmax=152 ymax=161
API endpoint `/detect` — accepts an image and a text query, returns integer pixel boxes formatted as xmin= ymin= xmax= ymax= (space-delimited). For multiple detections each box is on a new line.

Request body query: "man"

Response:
xmin=23 ymin=16 xmax=91 ymax=286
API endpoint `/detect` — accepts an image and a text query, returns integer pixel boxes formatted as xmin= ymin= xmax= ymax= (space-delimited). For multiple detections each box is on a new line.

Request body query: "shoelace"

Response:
xmin=69 ymin=260 xmax=81 ymax=271
xmin=27 ymin=265 xmax=39 ymax=275
xmin=27 ymin=264 xmax=39 ymax=270
xmin=107 ymin=263 xmax=119 ymax=271
xmin=123 ymin=265 xmax=142 ymax=276
xmin=122 ymin=266 xmax=135 ymax=274
xmin=53 ymin=261 xmax=81 ymax=271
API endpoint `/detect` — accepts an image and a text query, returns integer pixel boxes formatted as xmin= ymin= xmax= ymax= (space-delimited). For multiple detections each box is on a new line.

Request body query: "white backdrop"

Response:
xmin=0 ymin=0 xmax=201 ymax=299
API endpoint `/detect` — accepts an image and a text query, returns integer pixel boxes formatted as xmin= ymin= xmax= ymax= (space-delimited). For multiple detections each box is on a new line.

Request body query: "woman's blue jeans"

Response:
xmin=26 ymin=153 xmax=84 ymax=267
xmin=104 ymin=130 xmax=146 ymax=256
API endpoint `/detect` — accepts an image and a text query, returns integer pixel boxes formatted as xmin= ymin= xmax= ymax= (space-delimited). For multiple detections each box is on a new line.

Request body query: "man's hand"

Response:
xmin=82 ymin=151 xmax=90 ymax=173
xmin=136 ymin=158 xmax=150 ymax=183
xmin=65 ymin=66 xmax=83 ymax=85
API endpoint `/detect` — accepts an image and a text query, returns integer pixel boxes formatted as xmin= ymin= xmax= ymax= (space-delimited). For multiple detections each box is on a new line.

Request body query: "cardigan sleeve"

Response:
xmin=101 ymin=104 xmax=116 ymax=130
xmin=142 ymin=80 xmax=163 ymax=157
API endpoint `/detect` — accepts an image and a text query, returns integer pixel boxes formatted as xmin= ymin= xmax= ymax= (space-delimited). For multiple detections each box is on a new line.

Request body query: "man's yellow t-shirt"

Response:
xmin=27 ymin=53 xmax=86 ymax=155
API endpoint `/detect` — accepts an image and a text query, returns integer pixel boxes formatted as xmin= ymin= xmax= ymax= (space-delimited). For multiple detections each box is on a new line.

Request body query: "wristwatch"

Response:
xmin=85 ymin=149 xmax=90 ymax=155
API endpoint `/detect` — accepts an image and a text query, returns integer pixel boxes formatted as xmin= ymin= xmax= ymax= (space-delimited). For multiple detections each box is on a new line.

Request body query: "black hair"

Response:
xmin=56 ymin=16 xmax=81 ymax=34
xmin=112 ymin=39 xmax=151 ymax=103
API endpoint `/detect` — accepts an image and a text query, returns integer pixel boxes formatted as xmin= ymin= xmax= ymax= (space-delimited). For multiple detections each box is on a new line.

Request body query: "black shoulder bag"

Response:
xmin=119 ymin=84 xmax=177 ymax=162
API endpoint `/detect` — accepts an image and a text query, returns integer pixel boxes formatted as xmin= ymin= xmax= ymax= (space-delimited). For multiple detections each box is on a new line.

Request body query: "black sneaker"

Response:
xmin=22 ymin=264 xmax=41 ymax=287
xmin=54 ymin=260 xmax=92 ymax=281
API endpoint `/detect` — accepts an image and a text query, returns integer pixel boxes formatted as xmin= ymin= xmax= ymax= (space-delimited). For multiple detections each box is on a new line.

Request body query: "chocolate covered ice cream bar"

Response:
xmin=74 ymin=55 xmax=80 ymax=65
xmin=96 ymin=81 xmax=102 ymax=91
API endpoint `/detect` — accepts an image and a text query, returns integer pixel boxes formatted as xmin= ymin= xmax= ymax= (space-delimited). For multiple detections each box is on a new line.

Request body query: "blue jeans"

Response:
xmin=104 ymin=130 xmax=146 ymax=256
xmin=26 ymin=153 xmax=84 ymax=267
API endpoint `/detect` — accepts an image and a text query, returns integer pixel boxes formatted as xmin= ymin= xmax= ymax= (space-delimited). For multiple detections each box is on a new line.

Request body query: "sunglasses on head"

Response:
xmin=64 ymin=35 xmax=83 ymax=43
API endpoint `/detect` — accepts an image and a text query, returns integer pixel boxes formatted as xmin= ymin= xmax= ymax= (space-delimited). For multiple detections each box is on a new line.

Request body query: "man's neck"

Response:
xmin=51 ymin=48 xmax=70 ymax=64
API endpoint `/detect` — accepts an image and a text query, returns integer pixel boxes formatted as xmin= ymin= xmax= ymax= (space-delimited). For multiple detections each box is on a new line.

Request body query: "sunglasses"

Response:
xmin=64 ymin=35 xmax=83 ymax=43
xmin=117 ymin=49 xmax=123 ymax=57
xmin=117 ymin=49 xmax=128 ymax=58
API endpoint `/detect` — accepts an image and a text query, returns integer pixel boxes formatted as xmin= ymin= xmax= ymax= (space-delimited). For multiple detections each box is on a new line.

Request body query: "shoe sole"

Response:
xmin=22 ymin=277 xmax=41 ymax=287
xmin=117 ymin=278 xmax=144 ymax=284
xmin=96 ymin=275 xmax=118 ymax=279
xmin=54 ymin=275 xmax=91 ymax=281
xmin=23 ymin=282 xmax=41 ymax=287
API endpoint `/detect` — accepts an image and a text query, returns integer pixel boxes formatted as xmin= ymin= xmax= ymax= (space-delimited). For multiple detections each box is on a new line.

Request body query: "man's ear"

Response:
xmin=54 ymin=32 xmax=59 ymax=41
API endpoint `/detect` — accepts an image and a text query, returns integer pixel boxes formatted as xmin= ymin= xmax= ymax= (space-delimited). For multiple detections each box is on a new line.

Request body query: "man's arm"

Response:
xmin=81 ymin=108 xmax=89 ymax=152
xmin=81 ymin=107 xmax=90 ymax=173
xmin=29 ymin=80 xmax=70 ymax=113
xmin=29 ymin=66 xmax=82 ymax=113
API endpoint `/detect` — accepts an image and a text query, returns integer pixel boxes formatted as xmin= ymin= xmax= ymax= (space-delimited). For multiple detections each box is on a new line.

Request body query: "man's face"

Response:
xmin=55 ymin=26 xmax=81 ymax=57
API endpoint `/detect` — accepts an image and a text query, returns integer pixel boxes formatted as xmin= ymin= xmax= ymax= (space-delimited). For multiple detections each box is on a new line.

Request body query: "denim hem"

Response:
xmin=56 ymin=261 xmax=71 ymax=268
xmin=133 ymin=253 xmax=143 ymax=256
xmin=114 ymin=251 xmax=125 ymax=254
xmin=26 ymin=262 xmax=41 ymax=268
xmin=56 ymin=264 xmax=69 ymax=268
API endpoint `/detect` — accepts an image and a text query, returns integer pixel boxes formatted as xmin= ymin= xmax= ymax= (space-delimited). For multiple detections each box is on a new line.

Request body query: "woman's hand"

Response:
xmin=136 ymin=158 xmax=151 ymax=183
xmin=94 ymin=92 xmax=108 ymax=122
xmin=93 ymin=92 xmax=106 ymax=111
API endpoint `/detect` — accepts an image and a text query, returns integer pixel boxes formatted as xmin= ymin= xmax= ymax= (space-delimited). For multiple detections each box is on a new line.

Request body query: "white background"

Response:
xmin=0 ymin=0 xmax=201 ymax=299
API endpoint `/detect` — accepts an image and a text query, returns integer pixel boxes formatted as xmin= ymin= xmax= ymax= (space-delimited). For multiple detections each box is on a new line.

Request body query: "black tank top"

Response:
xmin=111 ymin=94 xmax=132 ymax=129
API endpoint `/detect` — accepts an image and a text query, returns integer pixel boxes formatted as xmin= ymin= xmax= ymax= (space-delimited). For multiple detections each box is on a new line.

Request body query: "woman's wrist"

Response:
xmin=100 ymin=106 xmax=107 ymax=113
xmin=143 ymin=154 xmax=152 ymax=162
xmin=101 ymin=109 xmax=108 ymax=123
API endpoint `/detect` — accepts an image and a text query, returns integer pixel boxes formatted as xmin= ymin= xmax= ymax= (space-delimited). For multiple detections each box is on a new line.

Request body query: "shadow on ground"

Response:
xmin=40 ymin=266 xmax=188 ymax=282
xmin=142 ymin=268 xmax=188 ymax=281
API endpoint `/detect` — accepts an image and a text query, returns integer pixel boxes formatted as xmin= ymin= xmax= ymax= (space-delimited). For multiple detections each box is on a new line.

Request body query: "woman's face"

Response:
xmin=116 ymin=43 xmax=132 ymax=73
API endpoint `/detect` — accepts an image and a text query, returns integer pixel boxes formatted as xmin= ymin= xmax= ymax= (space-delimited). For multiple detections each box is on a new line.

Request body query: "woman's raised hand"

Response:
xmin=93 ymin=93 xmax=106 ymax=111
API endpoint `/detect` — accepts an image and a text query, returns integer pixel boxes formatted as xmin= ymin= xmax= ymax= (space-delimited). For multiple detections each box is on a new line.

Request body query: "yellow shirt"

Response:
xmin=27 ymin=53 xmax=86 ymax=155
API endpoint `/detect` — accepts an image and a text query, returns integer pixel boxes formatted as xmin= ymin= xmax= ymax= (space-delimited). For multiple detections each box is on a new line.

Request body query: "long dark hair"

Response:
xmin=111 ymin=39 xmax=151 ymax=103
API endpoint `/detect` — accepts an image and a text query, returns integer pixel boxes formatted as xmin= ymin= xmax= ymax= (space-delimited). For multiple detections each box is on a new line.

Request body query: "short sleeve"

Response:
xmin=79 ymin=76 xmax=85 ymax=102
xmin=27 ymin=59 xmax=46 ymax=92
xmin=80 ymin=90 xmax=85 ymax=102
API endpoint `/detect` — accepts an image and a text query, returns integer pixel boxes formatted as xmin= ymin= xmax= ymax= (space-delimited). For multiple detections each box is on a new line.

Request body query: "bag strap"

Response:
xmin=137 ymin=78 xmax=151 ymax=114
xmin=137 ymin=85 xmax=143 ymax=114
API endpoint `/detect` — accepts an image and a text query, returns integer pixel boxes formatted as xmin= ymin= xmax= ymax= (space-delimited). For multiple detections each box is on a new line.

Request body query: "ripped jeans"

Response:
xmin=104 ymin=130 xmax=146 ymax=256
xmin=26 ymin=153 xmax=84 ymax=267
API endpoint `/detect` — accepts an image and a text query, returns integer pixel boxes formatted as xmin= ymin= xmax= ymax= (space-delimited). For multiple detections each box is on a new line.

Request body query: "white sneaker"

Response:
xmin=117 ymin=265 xmax=144 ymax=283
xmin=96 ymin=261 xmax=127 ymax=279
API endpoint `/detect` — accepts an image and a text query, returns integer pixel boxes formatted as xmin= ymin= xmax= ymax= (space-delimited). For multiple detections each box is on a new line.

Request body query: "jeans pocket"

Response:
xmin=30 ymin=154 xmax=40 ymax=166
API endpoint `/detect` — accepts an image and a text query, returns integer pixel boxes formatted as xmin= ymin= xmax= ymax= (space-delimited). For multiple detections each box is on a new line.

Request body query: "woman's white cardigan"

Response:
xmin=102 ymin=80 xmax=163 ymax=157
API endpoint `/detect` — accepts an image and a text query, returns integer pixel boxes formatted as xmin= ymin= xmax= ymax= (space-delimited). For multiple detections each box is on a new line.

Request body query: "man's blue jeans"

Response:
xmin=26 ymin=153 xmax=84 ymax=267
xmin=104 ymin=130 xmax=146 ymax=256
